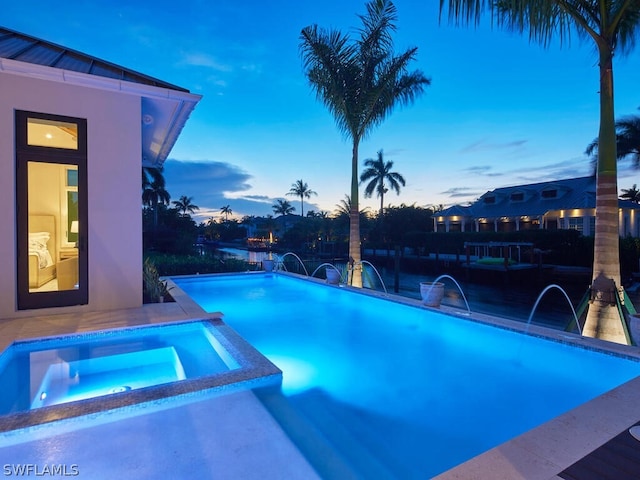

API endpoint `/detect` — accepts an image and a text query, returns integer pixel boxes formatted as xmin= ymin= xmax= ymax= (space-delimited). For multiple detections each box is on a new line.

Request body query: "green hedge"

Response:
xmin=144 ymin=253 xmax=251 ymax=276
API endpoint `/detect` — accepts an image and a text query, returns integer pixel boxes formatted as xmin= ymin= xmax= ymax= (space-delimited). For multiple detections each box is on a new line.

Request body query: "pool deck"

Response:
xmin=0 ymin=300 xmax=320 ymax=479
xmin=2 ymin=283 xmax=640 ymax=479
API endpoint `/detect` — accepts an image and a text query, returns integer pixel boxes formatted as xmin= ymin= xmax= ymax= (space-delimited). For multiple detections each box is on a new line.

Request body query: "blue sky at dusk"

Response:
xmin=5 ymin=1 xmax=639 ymax=222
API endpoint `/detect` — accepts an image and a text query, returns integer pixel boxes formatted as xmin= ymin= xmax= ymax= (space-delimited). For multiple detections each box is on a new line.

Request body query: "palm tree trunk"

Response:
xmin=349 ymin=139 xmax=363 ymax=287
xmin=583 ymin=45 xmax=629 ymax=344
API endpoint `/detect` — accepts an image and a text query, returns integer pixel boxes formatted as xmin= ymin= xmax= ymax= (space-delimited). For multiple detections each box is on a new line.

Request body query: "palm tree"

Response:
xmin=172 ymin=195 xmax=199 ymax=217
xmin=615 ymin=115 xmax=640 ymax=168
xmin=439 ymin=2 xmax=640 ymax=344
xmin=430 ymin=204 xmax=446 ymax=214
xmin=300 ymin=0 xmax=430 ymax=287
xmin=286 ymin=179 xmax=317 ymax=217
xmin=333 ymin=194 xmax=372 ymax=218
xmin=360 ymin=149 xmax=406 ymax=216
xmin=205 ymin=216 xmax=216 ymax=237
xmin=220 ymin=205 xmax=233 ymax=221
xmin=272 ymin=199 xmax=295 ymax=216
xmin=273 ymin=199 xmax=295 ymax=234
xmin=334 ymin=195 xmax=353 ymax=218
xmin=142 ymin=167 xmax=170 ymax=229
xmin=586 ymin=112 xmax=640 ymax=169
xmin=620 ymin=184 xmax=640 ymax=204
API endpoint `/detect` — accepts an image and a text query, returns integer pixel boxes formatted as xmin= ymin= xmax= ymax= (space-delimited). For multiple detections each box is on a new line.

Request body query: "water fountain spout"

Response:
xmin=527 ymin=284 xmax=582 ymax=334
xmin=310 ymin=263 xmax=343 ymax=283
xmin=275 ymin=252 xmax=309 ymax=276
xmin=355 ymin=261 xmax=388 ymax=295
xmin=429 ymin=275 xmax=472 ymax=315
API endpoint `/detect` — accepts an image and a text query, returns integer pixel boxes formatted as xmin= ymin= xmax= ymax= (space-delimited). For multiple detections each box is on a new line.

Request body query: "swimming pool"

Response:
xmin=0 ymin=318 xmax=281 ymax=433
xmin=173 ymin=272 xmax=640 ymax=478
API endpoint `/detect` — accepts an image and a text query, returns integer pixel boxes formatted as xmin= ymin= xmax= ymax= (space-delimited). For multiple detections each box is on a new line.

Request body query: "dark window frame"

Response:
xmin=15 ymin=110 xmax=88 ymax=310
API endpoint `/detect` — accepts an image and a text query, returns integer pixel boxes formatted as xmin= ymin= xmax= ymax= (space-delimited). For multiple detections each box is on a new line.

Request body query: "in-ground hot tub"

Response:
xmin=0 ymin=318 xmax=281 ymax=434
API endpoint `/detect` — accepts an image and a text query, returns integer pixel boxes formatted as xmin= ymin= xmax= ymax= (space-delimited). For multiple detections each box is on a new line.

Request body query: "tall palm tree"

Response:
xmin=286 ymin=179 xmax=317 ymax=217
xmin=172 ymin=195 xmax=199 ymax=217
xmin=439 ymin=1 xmax=640 ymax=344
xmin=300 ymin=0 xmax=430 ymax=287
xmin=360 ymin=149 xmax=406 ymax=216
xmin=142 ymin=167 xmax=170 ymax=229
xmin=220 ymin=205 xmax=233 ymax=221
xmin=272 ymin=199 xmax=295 ymax=216
xmin=620 ymin=184 xmax=640 ymax=204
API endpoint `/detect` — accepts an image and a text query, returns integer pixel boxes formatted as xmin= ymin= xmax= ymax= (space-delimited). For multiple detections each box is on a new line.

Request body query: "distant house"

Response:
xmin=434 ymin=176 xmax=640 ymax=237
xmin=0 ymin=26 xmax=201 ymax=316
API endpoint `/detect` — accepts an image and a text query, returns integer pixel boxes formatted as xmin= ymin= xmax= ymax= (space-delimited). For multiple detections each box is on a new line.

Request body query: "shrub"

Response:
xmin=144 ymin=253 xmax=251 ymax=276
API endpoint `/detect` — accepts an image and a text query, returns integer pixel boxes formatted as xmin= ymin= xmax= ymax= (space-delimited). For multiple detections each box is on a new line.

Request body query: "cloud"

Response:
xmin=440 ymin=186 xmax=484 ymax=198
xmin=459 ymin=139 xmax=528 ymax=154
xmin=443 ymin=155 xmax=594 ymax=207
xmin=506 ymin=157 xmax=592 ymax=184
xmin=177 ymin=52 xmax=232 ymax=71
xmin=243 ymin=195 xmax=273 ymax=203
xmin=163 ymin=159 xmax=291 ymax=221
xmin=462 ymin=165 xmax=504 ymax=177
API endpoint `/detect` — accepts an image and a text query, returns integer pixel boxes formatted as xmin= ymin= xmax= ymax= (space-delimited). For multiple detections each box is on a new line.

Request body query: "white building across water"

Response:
xmin=434 ymin=176 xmax=640 ymax=237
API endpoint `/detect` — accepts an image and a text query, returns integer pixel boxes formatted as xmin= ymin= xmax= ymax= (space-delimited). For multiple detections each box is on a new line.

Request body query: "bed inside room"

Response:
xmin=28 ymin=214 xmax=57 ymax=290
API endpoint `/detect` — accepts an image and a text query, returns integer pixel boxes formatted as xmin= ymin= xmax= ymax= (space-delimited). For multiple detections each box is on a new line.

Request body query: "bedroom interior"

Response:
xmin=27 ymin=162 xmax=79 ymax=293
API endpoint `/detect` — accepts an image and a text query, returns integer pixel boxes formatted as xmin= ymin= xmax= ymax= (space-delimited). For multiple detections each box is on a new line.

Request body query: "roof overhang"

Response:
xmin=0 ymin=57 xmax=201 ymax=167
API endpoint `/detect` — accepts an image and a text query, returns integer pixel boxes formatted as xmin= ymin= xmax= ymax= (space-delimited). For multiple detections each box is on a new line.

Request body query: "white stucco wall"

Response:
xmin=0 ymin=71 xmax=142 ymax=318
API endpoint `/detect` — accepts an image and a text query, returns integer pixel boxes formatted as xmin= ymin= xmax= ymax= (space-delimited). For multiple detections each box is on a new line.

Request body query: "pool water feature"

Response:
xmin=0 ymin=318 xmax=281 ymax=432
xmin=173 ymin=273 xmax=640 ymax=478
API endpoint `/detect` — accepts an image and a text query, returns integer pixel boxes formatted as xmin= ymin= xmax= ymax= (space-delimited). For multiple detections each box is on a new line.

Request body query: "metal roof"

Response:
xmin=0 ymin=26 xmax=189 ymax=93
xmin=0 ymin=25 xmax=201 ymax=167
xmin=439 ymin=176 xmax=640 ymax=219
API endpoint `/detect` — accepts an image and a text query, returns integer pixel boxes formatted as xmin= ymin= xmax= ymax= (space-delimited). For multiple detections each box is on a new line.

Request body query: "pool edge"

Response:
xmin=0 ymin=316 xmax=282 ymax=435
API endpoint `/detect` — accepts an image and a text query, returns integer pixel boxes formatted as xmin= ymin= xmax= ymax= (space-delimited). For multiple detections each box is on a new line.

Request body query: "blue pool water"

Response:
xmin=0 ymin=320 xmax=239 ymax=416
xmin=174 ymin=273 xmax=640 ymax=478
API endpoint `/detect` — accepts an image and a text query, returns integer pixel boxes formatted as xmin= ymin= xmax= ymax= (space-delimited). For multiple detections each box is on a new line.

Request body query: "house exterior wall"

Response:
xmin=437 ymin=208 xmax=638 ymax=237
xmin=0 ymin=71 xmax=142 ymax=318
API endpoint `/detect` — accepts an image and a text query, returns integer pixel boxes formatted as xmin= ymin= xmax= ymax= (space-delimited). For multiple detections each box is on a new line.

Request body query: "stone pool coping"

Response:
xmin=169 ymin=271 xmax=640 ymax=479
xmin=0 ymin=316 xmax=282 ymax=435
